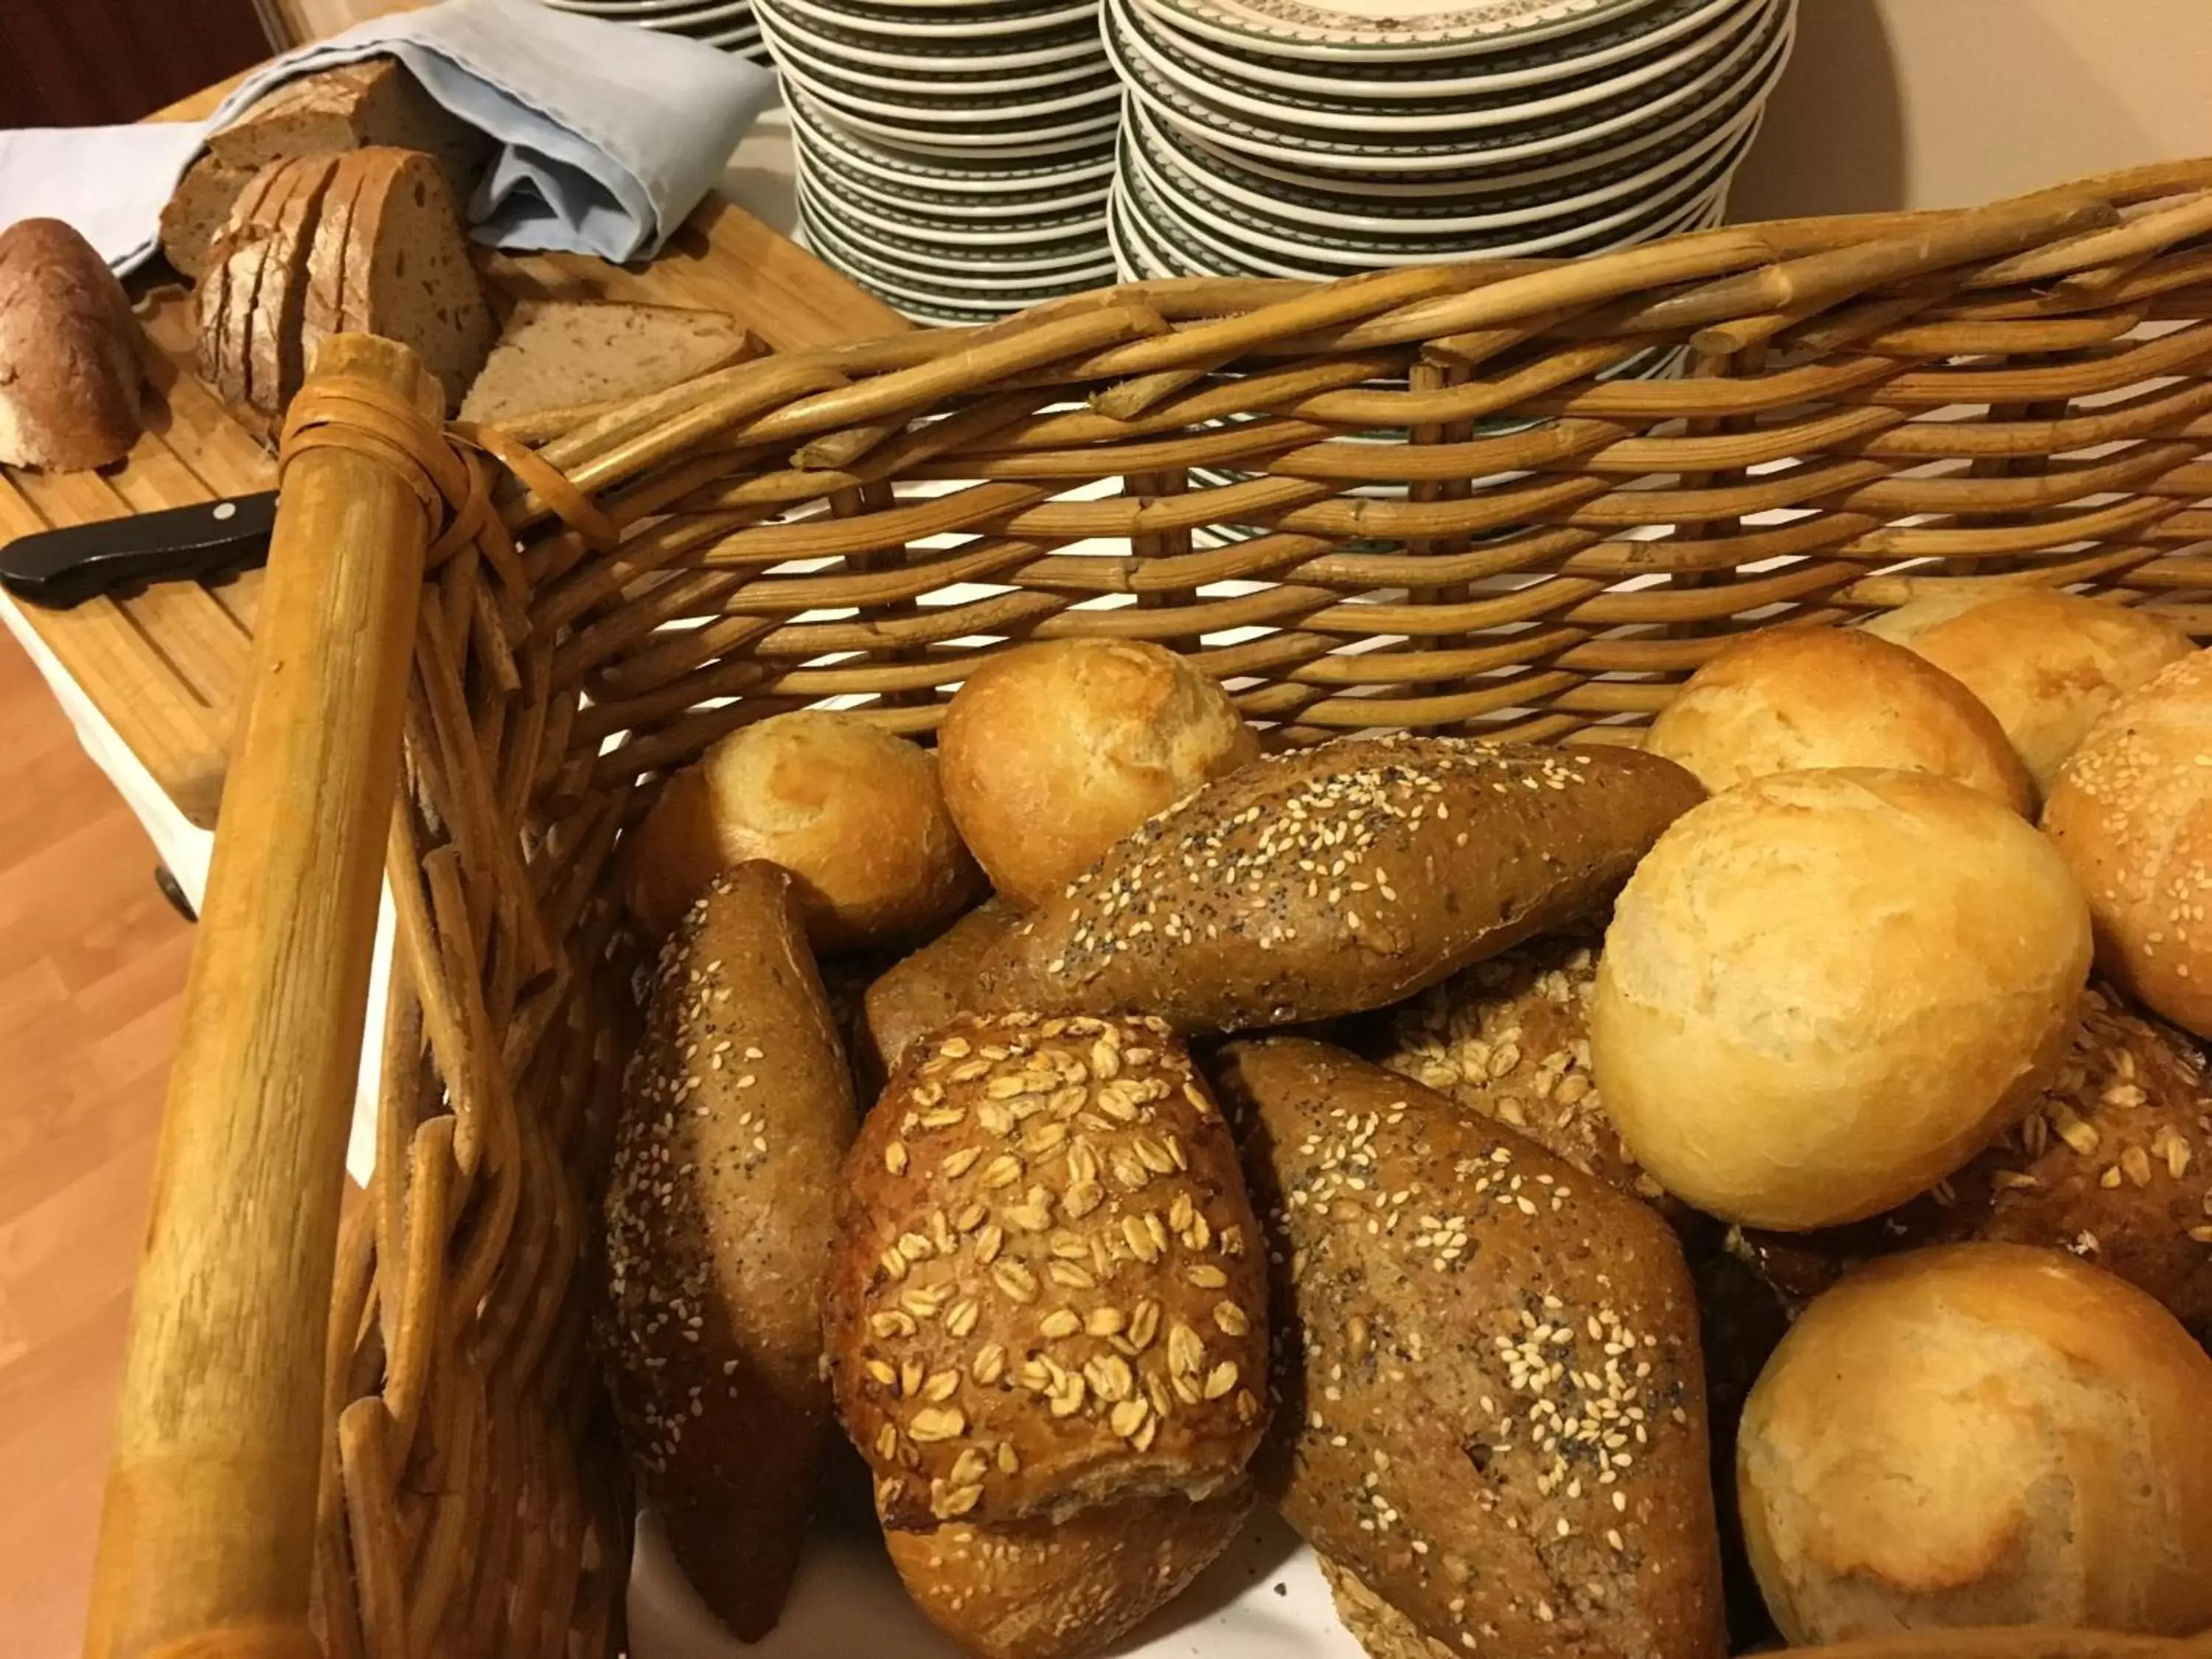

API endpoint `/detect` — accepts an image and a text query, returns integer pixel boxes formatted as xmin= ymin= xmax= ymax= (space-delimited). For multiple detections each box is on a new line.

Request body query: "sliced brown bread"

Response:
xmin=458 ymin=299 xmax=757 ymax=427
xmin=206 ymin=58 xmax=490 ymax=201
xmin=341 ymin=147 xmax=495 ymax=411
xmin=197 ymin=159 xmax=301 ymax=414
xmin=160 ymin=153 xmax=257 ymax=279
xmin=297 ymin=150 xmax=375 ymax=387
xmin=247 ymin=153 xmax=341 ymax=434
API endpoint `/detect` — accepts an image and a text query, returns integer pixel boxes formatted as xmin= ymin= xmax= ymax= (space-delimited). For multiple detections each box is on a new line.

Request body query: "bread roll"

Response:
xmin=1217 ymin=1038 xmax=1725 ymax=1659
xmin=625 ymin=710 xmax=982 ymax=948
xmin=938 ymin=641 xmax=1259 ymax=909
xmin=2042 ymin=650 xmax=2212 ymax=1036
xmin=1593 ymin=768 xmax=2092 ymax=1229
xmin=1865 ymin=590 xmax=2194 ymax=799
xmin=0 ymin=218 xmax=146 ymax=471
xmin=883 ymin=1486 xmax=1251 ymax=1659
xmin=973 ymin=736 xmax=1703 ymax=1034
xmin=1731 ymin=984 xmax=2212 ymax=1341
xmin=1646 ymin=627 xmax=2031 ymax=813
xmin=861 ymin=899 xmax=1023 ymax=1088
xmin=1736 ymin=1244 xmax=2212 ymax=1643
xmin=825 ymin=1012 xmax=1268 ymax=1532
xmin=599 ymin=863 xmax=858 ymax=1638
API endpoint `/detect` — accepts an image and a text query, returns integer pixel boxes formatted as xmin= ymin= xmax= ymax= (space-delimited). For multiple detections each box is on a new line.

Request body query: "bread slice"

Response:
xmin=458 ymin=299 xmax=757 ymax=426
xmin=341 ymin=147 xmax=495 ymax=411
xmin=195 ymin=159 xmax=292 ymax=414
xmin=298 ymin=150 xmax=376 ymax=386
xmin=160 ymin=152 xmax=257 ymax=279
xmin=248 ymin=153 xmax=341 ymax=433
xmin=206 ymin=58 xmax=490 ymax=206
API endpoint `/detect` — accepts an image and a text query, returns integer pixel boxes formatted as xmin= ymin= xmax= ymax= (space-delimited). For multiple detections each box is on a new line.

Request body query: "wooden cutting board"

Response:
xmin=0 ymin=186 xmax=905 ymax=828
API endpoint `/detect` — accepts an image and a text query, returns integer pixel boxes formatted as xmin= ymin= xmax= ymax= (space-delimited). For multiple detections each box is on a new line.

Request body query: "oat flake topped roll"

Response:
xmin=826 ymin=1012 xmax=1270 ymax=1531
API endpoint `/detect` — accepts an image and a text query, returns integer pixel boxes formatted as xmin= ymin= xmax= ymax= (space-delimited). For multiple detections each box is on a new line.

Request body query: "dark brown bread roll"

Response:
xmin=861 ymin=898 xmax=1023 ymax=1086
xmin=882 ymin=1486 xmax=1252 ymax=1659
xmin=973 ymin=737 xmax=1702 ymax=1034
xmin=0 ymin=218 xmax=147 ymax=470
xmin=1735 ymin=984 xmax=2212 ymax=1342
xmin=1217 ymin=1037 xmax=1725 ymax=1659
xmin=599 ymin=863 xmax=858 ymax=1639
xmin=825 ymin=1012 xmax=1269 ymax=1532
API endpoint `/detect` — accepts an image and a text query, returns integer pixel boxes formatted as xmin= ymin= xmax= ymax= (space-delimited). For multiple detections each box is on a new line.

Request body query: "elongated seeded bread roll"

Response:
xmin=825 ymin=1012 xmax=1269 ymax=1532
xmin=599 ymin=862 xmax=858 ymax=1640
xmin=1217 ymin=1037 xmax=1725 ymax=1659
xmin=861 ymin=899 xmax=1023 ymax=1088
xmin=883 ymin=1486 xmax=1252 ymax=1659
xmin=972 ymin=737 xmax=1703 ymax=1034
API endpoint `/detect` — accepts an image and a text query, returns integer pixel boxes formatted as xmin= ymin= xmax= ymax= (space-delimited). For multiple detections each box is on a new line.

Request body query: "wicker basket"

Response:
xmin=80 ymin=157 xmax=2212 ymax=1659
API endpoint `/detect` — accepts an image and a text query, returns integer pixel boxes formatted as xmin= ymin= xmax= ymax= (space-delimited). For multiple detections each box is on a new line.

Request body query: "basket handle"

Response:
xmin=83 ymin=335 xmax=445 ymax=1659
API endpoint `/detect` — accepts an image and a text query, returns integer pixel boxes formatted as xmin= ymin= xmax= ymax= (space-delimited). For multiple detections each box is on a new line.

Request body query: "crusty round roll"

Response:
xmin=625 ymin=709 xmax=982 ymax=948
xmin=825 ymin=1012 xmax=1269 ymax=1532
xmin=939 ymin=641 xmax=1259 ymax=909
xmin=2042 ymin=650 xmax=2212 ymax=1037
xmin=1593 ymin=768 xmax=2092 ymax=1230
xmin=1646 ymin=627 xmax=2032 ymax=813
xmin=599 ymin=863 xmax=858 ymax=1639
xmin=1865 ymin=589 xmax=2193 ymax=799
xmin=882 ymin=1486 xmax=1251 ymax=1659
xmin=1737 ymin=1243 xmax=2212 ymax=1644
xmin=0 ymin=218 xmax=146 ymax=470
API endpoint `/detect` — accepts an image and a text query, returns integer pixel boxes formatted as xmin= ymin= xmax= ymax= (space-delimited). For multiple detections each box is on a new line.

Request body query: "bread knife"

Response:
xmin=0 ymin=490 xmax=280 ymax=609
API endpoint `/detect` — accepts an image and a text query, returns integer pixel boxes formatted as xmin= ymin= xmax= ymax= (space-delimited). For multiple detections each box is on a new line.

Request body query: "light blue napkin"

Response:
xmin=0 ymin=0 xmax=776 ymax=272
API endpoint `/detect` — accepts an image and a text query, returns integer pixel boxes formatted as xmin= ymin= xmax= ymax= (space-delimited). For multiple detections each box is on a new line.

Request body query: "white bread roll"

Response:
xmin=938 ymin=641 xmax=1258 ymax=908
xmin=1592 ymin=769 xmax=2092 ymax=1229
xmin=1646 ymin=627 xmax=2032 ymax=813
xmin=625 ymin=710 xmax=981 ymax=947
xmin=2041 ymin=650 xmax=2212 ymax=1037
xmin=1737 ymin=1244 xmax=2212 ymax=1644
xmin=1865 ymin=590 xmax=2193 ymax=799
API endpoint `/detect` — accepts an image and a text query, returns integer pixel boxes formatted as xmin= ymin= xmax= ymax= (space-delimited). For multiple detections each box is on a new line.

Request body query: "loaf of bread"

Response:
xmin=627 ymin=709 xmax=982 ymax=949
xmin=1594 ymin=768 xmax=2092 ymax=1229
xmin=883 ymin=1486 xmax=1251 ymax=1659
xmin=861 ymin=899 xmax=1023 ymax=1088
xmin=1738 ymin=1244 xmax=2212 ymax=1643
xmin=459 ymin=299 xmax=759 ymax=428
xmin=1732 ymin=983 xmax=2212 ymax=1340
xmin=824 ymin=1012 xmax=1268 ymax=1532
xmin=1216 ymin=1037 xmax=1725 ymax=1659
xmin=1865 ymin=589 xmax=2194 ymax=799
xmin=2042 ymin=650 xmax=2212 ymax=1037
xmin=972 ymin=736 xmax=1702 ymax=1034
xmin=0 ymin=218 xmax=147 ymax=471
xmin=162 ymin=58 xmax=489 ymax=278
xmin=599 ymin=863 xmax=858 ymax=1639
xmin=1646 ymin=627 xmax=2032 ymax=813
xmin=938 ymin=640 xmax=1259 ymax=909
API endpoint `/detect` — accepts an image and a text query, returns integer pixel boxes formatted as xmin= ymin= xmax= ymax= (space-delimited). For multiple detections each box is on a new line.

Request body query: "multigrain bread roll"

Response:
xmin=599 ymin=863 xmax=858 ymax=1638
xmin=861 ymin=899 xmax=1023 ymax=1087
xmin=1594 ymin=769 xmax=2092 ymax=1229
xmin=883 ymin=1486 xmax=1252 ymax=1659
xmin=1737 ymin=1245 xmax=2212 ymax=1643
xmin=1732 ymin=984 xmax=2212 ymax=1340
xmin=1865 ymin=590 xmax=2194 ymax=799
xmin=938 ymin=641 xmax=1259 ymax=909
xmin=1646 ymin=627 xmax=2032 ymax=813
xmin=626 ymin=709 xmax=983 ymax=947
xmin=825 ymin=1012 xmax=1268 ymax=1532
xmin=973 ymin=736 xmax=1702 ymax=1034
xmin=2042 ymin=650 xmax=2212 ymax=1037
xmin=1217 ymin=1038 xmax=1725 ymax=1659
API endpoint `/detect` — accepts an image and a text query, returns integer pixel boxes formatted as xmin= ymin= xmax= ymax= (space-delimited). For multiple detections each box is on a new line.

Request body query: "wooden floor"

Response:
xmin=0 ymin=632 xmax=194 ymax=1657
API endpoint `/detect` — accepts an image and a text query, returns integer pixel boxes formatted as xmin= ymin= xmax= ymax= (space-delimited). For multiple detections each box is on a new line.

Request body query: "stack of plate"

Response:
xmin=1103 ymin=0 xmax=1796 ymax=280
xmin=545 ymin=0 xmax=776 ymax=66
xmin=755 ymin=0 xmax=1120 ymax=324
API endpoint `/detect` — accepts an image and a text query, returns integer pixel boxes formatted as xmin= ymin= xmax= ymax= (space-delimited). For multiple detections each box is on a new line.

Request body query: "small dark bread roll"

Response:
xmin=599 ymin=863 xmax=858 ymax=1639
xmin=1217 ymin=1037 xmax=1725 ymax=1659
xmin=1736 ymin=984 xmax=2212 ymax=1342
xmin=826 ymin=1012 xmax=1269 ymax=1532
xmin=973 ymin=736 xmax=1702 ymax=1034
xmin=862 ymin=898 xmax=1023 ymax=1085
xmin=883 ymin=1486 xmax=1252 ymax=1659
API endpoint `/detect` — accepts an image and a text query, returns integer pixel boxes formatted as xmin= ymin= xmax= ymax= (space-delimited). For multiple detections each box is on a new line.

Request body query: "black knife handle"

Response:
xmin=0 ymin=490 xmax=281 ymax=609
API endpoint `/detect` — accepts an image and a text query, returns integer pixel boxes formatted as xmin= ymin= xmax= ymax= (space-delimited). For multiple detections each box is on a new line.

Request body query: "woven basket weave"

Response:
xmin=88 ymin=157 xmax=2212 ymax=1659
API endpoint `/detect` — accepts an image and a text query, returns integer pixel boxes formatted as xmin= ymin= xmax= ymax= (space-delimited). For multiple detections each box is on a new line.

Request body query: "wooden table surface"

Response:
xmin=1 ymin=97 xmax=903 ymax=828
